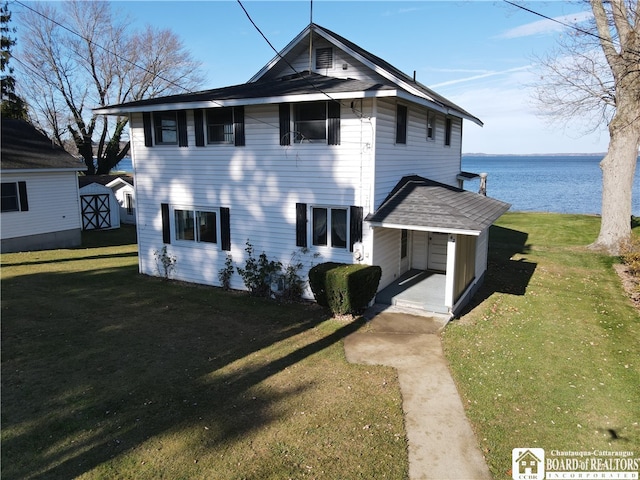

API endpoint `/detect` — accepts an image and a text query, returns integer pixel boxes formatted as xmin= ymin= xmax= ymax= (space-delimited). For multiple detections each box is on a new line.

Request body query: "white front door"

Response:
xmin=427 ymin=233 xmax=448 ymax=272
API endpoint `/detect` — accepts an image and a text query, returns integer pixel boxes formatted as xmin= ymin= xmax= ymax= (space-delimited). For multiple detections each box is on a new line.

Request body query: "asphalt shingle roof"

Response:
xmin=97 ymin=73 xmax=394 ymax=111
xmin=365 ymin=175 xmax=511 ymax=233
xmin=1 ymin=118 xmax=85 ymax=171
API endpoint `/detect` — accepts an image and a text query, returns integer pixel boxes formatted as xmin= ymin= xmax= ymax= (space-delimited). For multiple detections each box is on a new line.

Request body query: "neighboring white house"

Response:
xmin=77 ymin=174 xmax=135 ymax=229
xmin=95 ymin=23 xmax=510 ymax=315
xmin=106 ymin=176 xmax=136 ymax=224
xmin=1 ymin=118 xmax=86 ymax=253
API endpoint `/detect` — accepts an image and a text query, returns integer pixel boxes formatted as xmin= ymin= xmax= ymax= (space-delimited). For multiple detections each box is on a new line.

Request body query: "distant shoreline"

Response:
xmin=462 ymin=152 xmax=608 ymax=157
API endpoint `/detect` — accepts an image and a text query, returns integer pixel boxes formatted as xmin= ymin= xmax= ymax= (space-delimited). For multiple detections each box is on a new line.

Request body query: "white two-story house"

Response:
xmin=95 ymin=23 xmax=509 ymax=316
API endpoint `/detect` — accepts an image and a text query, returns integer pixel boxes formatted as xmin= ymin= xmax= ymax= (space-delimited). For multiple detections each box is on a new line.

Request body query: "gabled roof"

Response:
xmin=251 ymin=24 xmax=482 ymax=126
xmin=95 ymin=73 xmax=393 ymax=114
xmin=95 ymin=23 xmax=481 ymax=126
xmin=365 ymin=175 xmax=510 ymax=235
xmin=78 ymin=174 xmax=133 ymax=188
xmin=1 ymin=118 xmax=86 ymax=172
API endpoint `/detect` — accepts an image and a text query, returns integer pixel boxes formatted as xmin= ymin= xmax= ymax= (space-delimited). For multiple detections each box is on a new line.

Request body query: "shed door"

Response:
xmin=427 ymin=233 xmax=448 ymax=272
xmin=81 ymin=194 xmax=111 ymax=230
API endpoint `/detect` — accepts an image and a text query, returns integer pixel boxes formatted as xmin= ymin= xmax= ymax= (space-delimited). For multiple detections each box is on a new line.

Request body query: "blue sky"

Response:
xmin=72 ymin=1 xmax=615 ymax=153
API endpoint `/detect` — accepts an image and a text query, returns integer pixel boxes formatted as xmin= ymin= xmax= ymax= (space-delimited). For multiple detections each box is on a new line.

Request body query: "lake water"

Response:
xmin=113 ymin=155 xmax=640 ymax=216
xmin=463 ymin=155 xmax=640 ymax=216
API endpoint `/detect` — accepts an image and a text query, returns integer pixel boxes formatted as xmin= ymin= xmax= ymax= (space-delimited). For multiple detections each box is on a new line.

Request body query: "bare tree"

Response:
xmin=17 ymin=1 xmax=204 ymax=174
xmin=534 ymin=0 xmax=640 ymax=254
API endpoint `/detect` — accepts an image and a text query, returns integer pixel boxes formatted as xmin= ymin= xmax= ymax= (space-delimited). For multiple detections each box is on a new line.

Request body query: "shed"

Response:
xmin=78 ymin=178 xmax=120 ymax=230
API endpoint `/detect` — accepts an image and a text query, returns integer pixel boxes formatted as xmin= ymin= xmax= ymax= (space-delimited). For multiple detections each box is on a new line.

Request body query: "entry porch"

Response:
xmin=375 ymin=269 xmax=447 ymax=314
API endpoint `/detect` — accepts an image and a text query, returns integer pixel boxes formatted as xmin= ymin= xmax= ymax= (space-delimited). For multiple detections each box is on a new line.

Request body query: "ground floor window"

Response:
xmin=312 ymin=206 xmax=348 ymax=248
xmin=174 ymin=208 xmax=218 ymax=244
xmin=1 ymin=181 xmax=28 ymax=212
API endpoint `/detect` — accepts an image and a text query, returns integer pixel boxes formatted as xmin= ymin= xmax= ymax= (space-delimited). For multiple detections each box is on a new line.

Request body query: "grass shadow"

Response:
xmin=1 ymin=260 xmax=369 ymax=479
xmin=458 ymin=224 xmax=537 ymax=315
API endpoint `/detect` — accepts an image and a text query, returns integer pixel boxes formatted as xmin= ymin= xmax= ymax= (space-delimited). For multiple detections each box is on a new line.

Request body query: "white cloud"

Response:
xmin=498 ymin=10 xmax=593 ymax=39
xmin=429 ymin=66 xmax=532 ymax=89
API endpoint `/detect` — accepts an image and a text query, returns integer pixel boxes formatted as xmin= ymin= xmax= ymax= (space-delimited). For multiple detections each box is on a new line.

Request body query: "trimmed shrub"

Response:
xmin=309 ymin=262 xmax=382 ymax=315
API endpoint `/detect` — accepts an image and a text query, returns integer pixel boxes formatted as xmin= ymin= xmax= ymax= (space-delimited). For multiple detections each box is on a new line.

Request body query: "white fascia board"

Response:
xmin=367 ymin=221 xmax=481 ymax=236
xmin=94 ymin=90 xmax=401 ymax=115
xmin=1 ymin=167 xmax=87 ymax=174
xmin=395 ymin=90 xmax=484 ymax=126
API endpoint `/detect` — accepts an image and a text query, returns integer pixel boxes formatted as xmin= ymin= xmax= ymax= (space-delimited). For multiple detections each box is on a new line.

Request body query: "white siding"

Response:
xmin=371 ymin=227 xmax=401 ymax=290
xmin=1 ymin=171 xmax=82 ymax=240
xmin=475 ymin=228 xmax=489 ymax=278
xmin=372 ymin=98 xmax=463 ymax=208
xmin=131 ymin=102 xmax=376 ymax=296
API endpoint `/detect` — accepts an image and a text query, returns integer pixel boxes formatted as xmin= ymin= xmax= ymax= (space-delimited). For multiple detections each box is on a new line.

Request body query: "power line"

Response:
xmin=503 ymin=0 xmax=622 ymax=49
xmin=235 ymin=0 xmax=343 ymax=106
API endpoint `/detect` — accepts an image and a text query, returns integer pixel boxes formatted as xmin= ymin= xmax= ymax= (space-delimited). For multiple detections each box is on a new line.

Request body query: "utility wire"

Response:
xmin=235 ymin=0 xmax=343 ymax=105
xmin=503 ymin=0 xmax=635 ymax=53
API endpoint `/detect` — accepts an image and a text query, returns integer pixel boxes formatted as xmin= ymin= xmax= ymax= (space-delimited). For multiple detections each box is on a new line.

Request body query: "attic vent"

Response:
xmin=316 ymin=47 xmax=333 ymax=69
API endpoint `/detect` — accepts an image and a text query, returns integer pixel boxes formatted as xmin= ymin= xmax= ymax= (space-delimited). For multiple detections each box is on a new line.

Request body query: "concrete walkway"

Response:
xmin=344 ymin=307 xmax=492 ymax=480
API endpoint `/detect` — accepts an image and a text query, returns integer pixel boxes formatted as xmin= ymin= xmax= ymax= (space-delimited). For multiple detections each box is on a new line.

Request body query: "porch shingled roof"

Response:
xmin=365 ymin=175 xmax=511 ymax=234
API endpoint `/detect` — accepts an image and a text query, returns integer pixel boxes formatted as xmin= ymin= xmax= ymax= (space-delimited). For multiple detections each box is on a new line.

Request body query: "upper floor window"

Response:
xmin=281 ymin=101 xmax=340 ymax=145
xmin=396 ymin=104 xmax=407 ymax=144
xmin=445 ymin=118 xmax=452 ymax=146
xmin=144 ymin=111 xmax=187 ymax=147
xmin=207 ymin=107 xmax=234 ymax=144
xmin=1 ymin=181 xmax=28 ymax=212
xmin=295 ymin=102 xmax=327 ymax=143
xmin=426 ymin=111 xmax=435 ymax=140
xmin=154 ymin=112 xmax=178 ymax=144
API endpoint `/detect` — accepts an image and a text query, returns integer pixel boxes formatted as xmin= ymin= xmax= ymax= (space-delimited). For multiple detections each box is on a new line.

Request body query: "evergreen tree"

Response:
xmin=1 ymin=2 xmax=27 ymax=119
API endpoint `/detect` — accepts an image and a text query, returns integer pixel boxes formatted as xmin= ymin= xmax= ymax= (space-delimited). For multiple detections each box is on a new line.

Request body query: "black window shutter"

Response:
xmin=234 ymin=106 xmax=245 ymax=147
xmin=349 ymin=206 xmax=363 ymax=252
xmin=18 ymin=181 xmax=28 ymax=211
xmin=296 ymin=203 xmax=307 ymax=247
xmin=396 ymin=105 xmax=407 ymax=144
xmin=194 ymin=109 xmax=205 ymax=147
xmin=328 ymin=101 xmax=341 ymax=145
xmin=220 ymin=207 xmax=231 ymax=251
xmin=279 ymin=103 xmax=290 ymax=146
xmin=161 ymin=203 xmax=171 ymax=244
xmin=177 ymin=110 xmax=188 ymax=147
xmin=143 ymin=112 xmax=153 ymax=147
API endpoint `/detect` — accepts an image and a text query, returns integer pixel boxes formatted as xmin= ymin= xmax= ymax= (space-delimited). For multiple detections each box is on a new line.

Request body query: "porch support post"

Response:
xmin=444 ymin=234 xmax=457 ymax=310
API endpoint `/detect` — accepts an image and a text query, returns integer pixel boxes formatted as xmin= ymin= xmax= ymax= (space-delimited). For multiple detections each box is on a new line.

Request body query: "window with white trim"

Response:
xmin=296 ymin=203 xmax=362 ymax=251
xmin=154 ymin=112 xmax=178 ymax=144
xmin=174 ymin=207 xmax=218 ymax=244
xmin=1 ymin=181 xmax=28 ymax=212
xmin=207 ymin=107 xmax=234 ymax=144
xmin=445 ymin=118 xmax=452 ymax=146
xmin=285 ymin=101 xmax=340 ymax=145
xmin=396 ymin=104 xmax=407 ymax=144
xmin=312 ymin=206 xmax=348 ymax=248
xmin=426 ymin=111 xmax=435 ymax=140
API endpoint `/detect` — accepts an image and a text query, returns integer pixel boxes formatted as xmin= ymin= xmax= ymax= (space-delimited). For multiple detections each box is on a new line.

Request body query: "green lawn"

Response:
xmin=443 ymin=213 xmax=640 ymax=479
xmin=1 ymin=226 xmax=408 ymax=480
